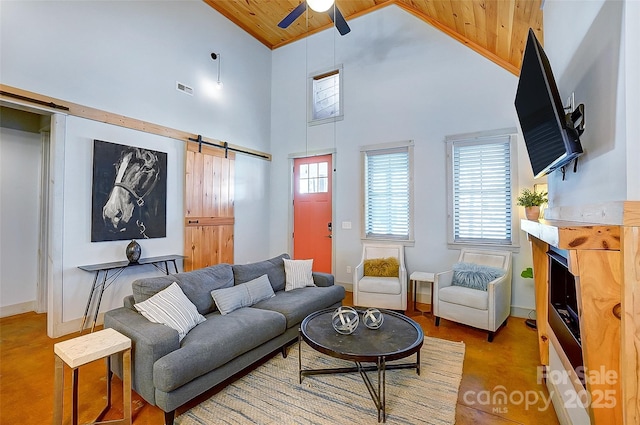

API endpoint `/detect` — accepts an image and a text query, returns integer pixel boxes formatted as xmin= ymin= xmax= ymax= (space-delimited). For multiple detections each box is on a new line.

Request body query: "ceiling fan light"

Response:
xmin=307 ymin=0 xmax=334 ymax=13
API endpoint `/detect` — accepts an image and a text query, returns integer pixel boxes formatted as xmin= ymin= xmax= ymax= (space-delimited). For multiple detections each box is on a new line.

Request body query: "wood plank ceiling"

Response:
xmin=204 ymin=0 xmax=544 ymax=75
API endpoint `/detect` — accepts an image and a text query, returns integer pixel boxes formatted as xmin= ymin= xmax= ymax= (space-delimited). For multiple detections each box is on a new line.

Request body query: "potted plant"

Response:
xmin=516 ymin=188 xmax=548 ymax=220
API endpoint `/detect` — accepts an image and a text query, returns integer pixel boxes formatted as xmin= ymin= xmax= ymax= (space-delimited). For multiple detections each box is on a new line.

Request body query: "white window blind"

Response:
xmin=364 ymin=147 xmax=411 ymax=239
xmin=452 ymin=138 xmax=512 ymax=244
xmin=309 ymin=66 xmax=344 ymax=125
xmin=312 ymin=70 xmax=340 ymax=120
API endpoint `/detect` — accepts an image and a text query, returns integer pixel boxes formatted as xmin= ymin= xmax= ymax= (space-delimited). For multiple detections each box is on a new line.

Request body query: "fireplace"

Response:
xmin=547 ymin=247 xmax=583 ymax=377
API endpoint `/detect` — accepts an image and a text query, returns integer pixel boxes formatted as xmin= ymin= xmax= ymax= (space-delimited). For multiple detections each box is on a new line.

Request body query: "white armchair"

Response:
xmin=433 ymin=249 xmax=512 ymax=342
xmin=353 ymin=243 xmax=407 ymax=311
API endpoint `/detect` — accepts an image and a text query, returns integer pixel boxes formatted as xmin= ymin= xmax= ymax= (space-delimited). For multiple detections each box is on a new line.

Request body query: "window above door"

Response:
xmin=308 ymin=65 xmax=344 ymax=126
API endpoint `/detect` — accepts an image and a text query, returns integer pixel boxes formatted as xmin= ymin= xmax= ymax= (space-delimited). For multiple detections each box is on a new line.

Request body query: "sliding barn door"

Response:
xmin=184 ymin=143 xmax=234 ymax=271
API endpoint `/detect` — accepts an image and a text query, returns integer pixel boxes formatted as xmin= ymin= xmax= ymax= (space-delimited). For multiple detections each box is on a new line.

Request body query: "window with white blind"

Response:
xmin=446 ymin=131 xmax=517 ymax=248
xmin=362 ymin=142 xmax=413 ymax=241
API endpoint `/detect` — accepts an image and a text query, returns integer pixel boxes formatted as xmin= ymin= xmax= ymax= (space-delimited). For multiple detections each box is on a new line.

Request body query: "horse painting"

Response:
xmin=91 ymin=140 xmax=167 ymax=242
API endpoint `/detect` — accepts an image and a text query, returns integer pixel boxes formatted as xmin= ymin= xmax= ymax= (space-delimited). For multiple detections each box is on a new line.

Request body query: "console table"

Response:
xmin=78 ymin=254 xmax=186 ymax=333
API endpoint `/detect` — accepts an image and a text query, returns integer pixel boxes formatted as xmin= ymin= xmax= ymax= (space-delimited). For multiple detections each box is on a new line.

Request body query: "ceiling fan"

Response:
xmin=278 ymin=0 xmax=351 ymax=36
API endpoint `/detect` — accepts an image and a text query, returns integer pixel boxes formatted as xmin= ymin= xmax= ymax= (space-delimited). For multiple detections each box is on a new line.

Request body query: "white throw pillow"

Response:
xmin=134 ymin=282 xmax=206 ymax=341
xmin=211 ymin=274 xmax=275 ymax=315
xmin=283 ymin=258 xmax=315 ymax=291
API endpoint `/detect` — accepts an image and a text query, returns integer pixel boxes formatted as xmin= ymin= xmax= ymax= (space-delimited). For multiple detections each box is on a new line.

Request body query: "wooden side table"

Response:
xmin=53 ymin=328 xmax=132 ymax=425
xmin=407 ymin=271 xmax=435 ymax=317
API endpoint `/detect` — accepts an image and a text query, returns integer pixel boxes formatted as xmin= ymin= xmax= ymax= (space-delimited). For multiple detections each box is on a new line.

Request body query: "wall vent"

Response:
xmin=176 ymin=81 xmax=194 ymax=96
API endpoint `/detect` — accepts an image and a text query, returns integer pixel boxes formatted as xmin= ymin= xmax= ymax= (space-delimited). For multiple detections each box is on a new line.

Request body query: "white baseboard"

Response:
xmin=338 ymin=282 xmax=352 ymax=292
xmin=52 ymin=313 xmax=106 ymax=337
xmin=510 ymin=306 xmax=535 ymax=319
xmin=0 ymin=301 xmax=36 ymax=318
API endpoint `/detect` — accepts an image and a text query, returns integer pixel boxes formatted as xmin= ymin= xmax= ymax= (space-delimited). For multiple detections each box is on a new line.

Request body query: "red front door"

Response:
xmin=293 ymin=155 xmax=332 ymax=273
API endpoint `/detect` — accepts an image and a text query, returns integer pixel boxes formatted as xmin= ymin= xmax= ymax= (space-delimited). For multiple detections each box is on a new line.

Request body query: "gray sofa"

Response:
xmin=104 ymin=253 xmax=345 ymax=425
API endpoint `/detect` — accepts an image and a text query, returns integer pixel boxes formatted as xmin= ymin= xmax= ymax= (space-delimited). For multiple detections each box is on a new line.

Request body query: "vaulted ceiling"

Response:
xmin=204 ymin=0 xmax=544 ymax=75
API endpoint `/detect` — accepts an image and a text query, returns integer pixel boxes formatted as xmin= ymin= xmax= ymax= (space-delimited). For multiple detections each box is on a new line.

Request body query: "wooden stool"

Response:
xmin=53 ymin=328 xmax=132 ymax=425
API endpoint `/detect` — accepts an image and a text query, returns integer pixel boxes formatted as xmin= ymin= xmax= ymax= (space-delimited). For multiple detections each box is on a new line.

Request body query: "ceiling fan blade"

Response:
xmin=278 ymin=1 xmax=307 ymax=29
xmin=327 ymin=5 xmax=350 ymax=35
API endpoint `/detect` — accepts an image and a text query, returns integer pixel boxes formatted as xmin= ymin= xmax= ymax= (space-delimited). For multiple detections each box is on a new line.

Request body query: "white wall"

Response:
xmin=0 ymin=127 xmax=42 ymax=315
xmin=544 ymin=0 xmax=635 ymax=205
xmin=270 ymin=6 xmax=539 ymax=314
xmin=0 ymin=1 xmax=273 ymax=334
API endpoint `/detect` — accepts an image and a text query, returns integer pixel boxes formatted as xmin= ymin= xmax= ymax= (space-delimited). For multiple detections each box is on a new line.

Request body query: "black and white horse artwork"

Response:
xmin=91 ymin=140 xmax=167 ymax=242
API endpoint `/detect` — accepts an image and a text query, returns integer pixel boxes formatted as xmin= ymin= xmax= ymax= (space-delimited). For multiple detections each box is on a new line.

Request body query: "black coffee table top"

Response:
xmin=300 ymin=308 xmax=424 ymax=363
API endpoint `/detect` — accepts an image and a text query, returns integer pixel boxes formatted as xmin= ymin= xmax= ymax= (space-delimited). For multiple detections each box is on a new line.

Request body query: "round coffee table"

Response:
xmin=298 ymin=308 xmax=424 ymax=422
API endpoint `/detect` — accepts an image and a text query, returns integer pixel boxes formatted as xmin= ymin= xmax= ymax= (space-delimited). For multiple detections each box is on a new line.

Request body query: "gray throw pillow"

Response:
xmin=232 ymin=254 xmax=289 ymax=292
xmin=132 ymin=263 xmax=234 ymax=315
xmin=452 ymin=262 xmax=505 ymax=291
xmin=211 ymin=274 xmax=275 ymax=315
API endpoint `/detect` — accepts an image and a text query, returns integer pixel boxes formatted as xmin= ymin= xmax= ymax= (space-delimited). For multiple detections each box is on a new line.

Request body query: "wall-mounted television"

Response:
xmin=515 ymin=29 xmax=584 ymax=179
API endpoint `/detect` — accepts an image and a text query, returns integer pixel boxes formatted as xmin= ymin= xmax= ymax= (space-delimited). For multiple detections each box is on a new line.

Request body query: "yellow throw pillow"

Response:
xmin=364 ymin=257 xmax=399 ymax=277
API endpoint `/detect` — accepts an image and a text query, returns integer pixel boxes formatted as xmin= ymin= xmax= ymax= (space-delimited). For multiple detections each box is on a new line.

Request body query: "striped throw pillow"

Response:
xmin=134 ymin=282 xmax=206 ymax=341
xmin=283 ymin=259 xmax=316 ymax=291
xmin=211 ymin=274 xmax=275 ymax=315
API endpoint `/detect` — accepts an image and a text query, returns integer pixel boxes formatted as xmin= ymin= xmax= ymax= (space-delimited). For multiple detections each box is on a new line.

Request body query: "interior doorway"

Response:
xmin=292 ymin=154 xmax=333 ymax=273
xmin=0 ymin=105 xmax=51 ymax=317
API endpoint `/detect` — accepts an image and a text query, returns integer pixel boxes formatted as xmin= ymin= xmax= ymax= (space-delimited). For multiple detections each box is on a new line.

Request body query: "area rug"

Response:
xmin=176 ymin=337 xmax=465 ymax=425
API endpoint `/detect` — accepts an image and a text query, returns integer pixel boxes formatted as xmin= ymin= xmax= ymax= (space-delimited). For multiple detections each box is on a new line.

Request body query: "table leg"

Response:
xmin=91 ymin=270 xmax=110 ymax=332
xmin=382 ymin=356 xmax=386 ymax=423
xmin=72 ymin=367 xmax=79 ymax=425
xmin=429 ymin=280 xmax=434 ymax=314
xmin=377 ymin=357 xmax=382 ymax=422
xmin=298 ymin=330 xmax=302 ymax=384
xmin=171 ymin=259 xmax=179 ymax=274
xmin=53 ymin=355 xmax=64 ymax=425
xmin=123 ymin=349 xmax=132 ymax=425
xmin=406 ymin=279 xmax=419 ymax=316
xmin=80 ymin=271 xmax=100 ymax=333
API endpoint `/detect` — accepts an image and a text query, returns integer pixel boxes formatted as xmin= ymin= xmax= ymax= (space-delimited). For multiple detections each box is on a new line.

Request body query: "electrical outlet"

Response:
xmin=346 ymin=266 xmax=352 ymax=273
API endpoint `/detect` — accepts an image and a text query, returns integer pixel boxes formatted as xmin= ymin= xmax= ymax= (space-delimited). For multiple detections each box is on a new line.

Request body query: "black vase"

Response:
xmin=126 ymin=240 xmax=141 ymax=263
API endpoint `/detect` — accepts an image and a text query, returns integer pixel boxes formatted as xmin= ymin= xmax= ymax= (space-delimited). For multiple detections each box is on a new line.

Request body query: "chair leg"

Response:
xmin=165 ymin=410 xmax=175 ymax=425
xmin=435 ymin=316 xmax=440 ymax=326
xmin=488 ymin=331 xmax=494 ymax=342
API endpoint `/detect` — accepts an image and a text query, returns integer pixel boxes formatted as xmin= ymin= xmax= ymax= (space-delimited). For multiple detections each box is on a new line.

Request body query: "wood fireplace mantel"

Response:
xmin=521 ymin=201 xmax=640 ymax=425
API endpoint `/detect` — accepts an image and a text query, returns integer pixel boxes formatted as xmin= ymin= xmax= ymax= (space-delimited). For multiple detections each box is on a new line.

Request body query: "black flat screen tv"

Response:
xmin=515 ymin=29 xmax=583 ymax=179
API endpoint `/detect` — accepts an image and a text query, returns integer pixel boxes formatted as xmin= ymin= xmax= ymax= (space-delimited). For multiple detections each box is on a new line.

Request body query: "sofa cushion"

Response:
xmin=133 ymin=282 xmax=206 ymax=341
xmin=233 ymin=253 xmax=289 ymax=292
xmin=439 ymin=285 xmax=489 ymax=310
xmin=357 ymin=276 xmax=402 ymax=295
xmin=153 ymin=307 xmax=286 ymax=392
xmin=283 ymin=258 xmax=315 ymax=291
xmin=252 ymin=285 xmax=345 ymax=329
xmin=211 ymin=274 xmax=275 ymax=315
xmin=132 ymin=263 xmax=234 ymax=315
xmin=452 ymin=262 xmax=505 ymax=291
